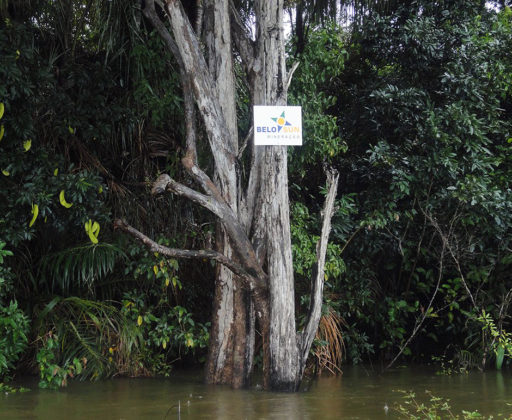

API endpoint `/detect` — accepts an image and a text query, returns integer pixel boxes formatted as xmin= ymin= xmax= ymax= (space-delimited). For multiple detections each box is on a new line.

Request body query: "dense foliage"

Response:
xmin=296 ymin=2 xmax=512 ymax=366
xmin=1 ymin=0 xmax=511 ymax=386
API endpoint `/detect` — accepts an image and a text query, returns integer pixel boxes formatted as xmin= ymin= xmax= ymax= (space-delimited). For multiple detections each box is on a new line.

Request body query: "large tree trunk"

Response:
xmin=203 ymin=0 xmax=254 ymax=388
xmin=249 ymin=0 xmax=300 ymax=391
xmin=120 ymin=0 xmax=339 ymax=392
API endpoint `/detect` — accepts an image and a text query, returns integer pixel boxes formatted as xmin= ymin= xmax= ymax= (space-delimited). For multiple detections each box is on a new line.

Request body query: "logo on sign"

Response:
xmin=253 ymin=106 xmax=302 ymax=146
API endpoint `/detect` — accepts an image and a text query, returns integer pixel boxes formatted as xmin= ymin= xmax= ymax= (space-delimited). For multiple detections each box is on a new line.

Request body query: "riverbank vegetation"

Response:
xmin=1 ymin=0 xmax=511 ymax=389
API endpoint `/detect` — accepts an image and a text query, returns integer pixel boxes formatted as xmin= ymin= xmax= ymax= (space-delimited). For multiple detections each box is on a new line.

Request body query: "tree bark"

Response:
xmin=202 ymin=0 xmax=254 ymax=388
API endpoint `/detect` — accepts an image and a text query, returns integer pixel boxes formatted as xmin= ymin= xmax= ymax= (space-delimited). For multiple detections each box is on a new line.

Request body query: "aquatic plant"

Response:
xmin=393 ymin=390 xmax=488 ymax=419
xmin=476 ymin=310 xmax=512 ymax=370
xmin=0 ymin=382 xmax=29 ymax=393
xmin=36 ymin=333 xmax=86 ymax=389
xmin=35 ymin=296 xmax=143 ymax=386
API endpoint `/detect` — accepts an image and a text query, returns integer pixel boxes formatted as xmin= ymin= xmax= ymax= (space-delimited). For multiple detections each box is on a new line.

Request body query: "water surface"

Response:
xmin=2 ymin=366 xmax=511 ymax=419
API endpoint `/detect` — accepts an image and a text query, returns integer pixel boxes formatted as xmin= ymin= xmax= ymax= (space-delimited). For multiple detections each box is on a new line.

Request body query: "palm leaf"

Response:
xmin=39 ymin=242 xmax=127 ymax=294
xmin=36 ymin=296 xmax=143 ymax=381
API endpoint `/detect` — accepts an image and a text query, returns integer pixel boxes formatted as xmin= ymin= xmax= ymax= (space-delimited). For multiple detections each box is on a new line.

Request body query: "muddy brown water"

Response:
xmin=1 ymin=365 xmax=511 ymax=419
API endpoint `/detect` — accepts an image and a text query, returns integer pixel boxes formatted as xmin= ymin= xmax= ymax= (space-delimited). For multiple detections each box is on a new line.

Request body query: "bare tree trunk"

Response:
xmin=247 ymin=0 xmax=301 ymax=391
xmin=203 ymin=0 xmax=237 ymax=386
xmin=201 ymin=0 xmax=255 ymax=388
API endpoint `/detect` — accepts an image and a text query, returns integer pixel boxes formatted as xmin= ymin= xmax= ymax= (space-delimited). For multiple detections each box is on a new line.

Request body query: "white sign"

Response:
xmin=253 ymin=106 xmax=302 ymax=146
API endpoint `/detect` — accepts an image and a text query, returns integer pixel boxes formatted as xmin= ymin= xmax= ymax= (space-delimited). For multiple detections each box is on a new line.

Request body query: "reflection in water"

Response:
xmin=496 ymin=371 xmax=505 ymax=399
xmin=1 ymin=366 xmax=512 ymax=419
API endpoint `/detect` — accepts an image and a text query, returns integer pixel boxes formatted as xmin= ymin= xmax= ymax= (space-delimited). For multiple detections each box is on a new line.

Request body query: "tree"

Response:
xmin=115 ymin=0 xmax=339 ymax=391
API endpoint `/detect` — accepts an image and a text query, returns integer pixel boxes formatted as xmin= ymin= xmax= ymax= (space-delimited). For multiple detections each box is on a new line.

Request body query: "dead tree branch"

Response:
xmin=114 ymin=219 xmax=262 ymax=291
xmin=151 ymin=173 xmax=266 ymax=282
xmin=300 ymin=169 xmax=339 ymax=366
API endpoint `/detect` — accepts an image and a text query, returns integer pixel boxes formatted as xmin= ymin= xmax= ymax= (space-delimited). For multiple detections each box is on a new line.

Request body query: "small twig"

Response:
xmin=422 ymin=209 xmax=478 ymax=310
xmin=339 ymin=225 xmax=363 ymax=256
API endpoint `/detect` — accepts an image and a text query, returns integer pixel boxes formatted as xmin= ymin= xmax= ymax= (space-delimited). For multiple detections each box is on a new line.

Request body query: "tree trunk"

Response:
xmin=123 ymin=0 xmax=340 ymax=392
xmin=202 ymin=0 xmax=254 ymax=388
xmin=246 ymin=0 xmax=301 ymax=392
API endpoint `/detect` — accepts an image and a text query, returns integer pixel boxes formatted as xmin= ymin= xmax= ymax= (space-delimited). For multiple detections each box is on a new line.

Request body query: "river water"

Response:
xmin=1 ymin=366 xmax=511 ymax=419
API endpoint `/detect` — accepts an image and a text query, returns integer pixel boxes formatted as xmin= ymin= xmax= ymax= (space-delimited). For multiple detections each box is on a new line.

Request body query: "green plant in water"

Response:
xmin=431 ymin=354 xmax=469 ymax=376
xmin=393 ymin=390 xmax=487 ymax=419
xmin=121 ymin=291 xmax=210 ymax=376
xmin=476 ymin=310 xmax=512 ymax=370
xmin=36 ymin=296 xmax=143 ymax=386
xmin=0 ymin=382 xmax=30 ymax=393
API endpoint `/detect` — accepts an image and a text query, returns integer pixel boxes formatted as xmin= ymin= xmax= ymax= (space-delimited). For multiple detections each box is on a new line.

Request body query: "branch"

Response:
xmin=237 ymin=126 xmax=253 ymax=159
xmin=300 ymin=169 xmax=339 ymax=365
xmin=165 ymin=0 xmax=237 ymax=167
xmin=144 ymin=0 xmax=197 ymax=162
xmin=151 ymin=174 xmax=224 ymax=216
xmin=422 ymin=208 xmax=478 ymax=309
xmin=285 ymin=61 xmax=300 ymax=91
xmin=143 ymin=0 xmax=181 ymax=66
xmin=385 ymin=235 xmax=446 ymax=370
xmin=114 ymin=219 xmax=260 ymax=290
xmin=182 ymin=75 xmax=197 ymax=162
xmin=229 ymin=0 xmax=255 ymax=73
xmin=151 ymin=173 xmax=267 ymax=284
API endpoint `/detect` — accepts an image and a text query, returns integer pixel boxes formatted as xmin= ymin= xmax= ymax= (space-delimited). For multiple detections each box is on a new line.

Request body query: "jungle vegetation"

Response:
xmin=0 ymin=0 xmax=511 ymax=390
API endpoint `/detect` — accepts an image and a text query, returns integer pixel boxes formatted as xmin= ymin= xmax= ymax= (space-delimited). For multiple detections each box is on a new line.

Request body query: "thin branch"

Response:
xmin=300 ymin=169 xmax=340 ymax=366
xmin=385 ymin=235 xmax=446 ymax=370
xmin=237 ymin=126 xmax=253 ymax=159
xmin=338 ymin=225 xmax=363 ymax=256
xmin=151 ymin=174 xmax=223 ymax=217
xmin=229 ymin=0 xmax=255 ymax=72
xmin=144 ymin=0 xmax=197 ymax=163
xmin=285 ymin=61 xmax=300 ymax=91
xmin=165 ymin=0 xmax=237 ymax=164
xmin=182 ymin=75 xmax=197 ymax=162
xmin=151 ymin=173 xmax=267 ymax=283
xmin=422 ymin=209 xmax=478 ymax=310
xmin=143 ymin=0 xmax=181 ymax=66
xmin=114 ymin=219 xmax=260 ymax=290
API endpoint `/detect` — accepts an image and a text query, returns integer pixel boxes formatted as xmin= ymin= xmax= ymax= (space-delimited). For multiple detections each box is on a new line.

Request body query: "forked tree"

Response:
xmin=115 ymin=0 xmax=339 ymax=391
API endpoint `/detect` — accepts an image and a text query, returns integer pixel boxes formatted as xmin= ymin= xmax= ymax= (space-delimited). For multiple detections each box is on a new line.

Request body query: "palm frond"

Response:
xmin=36 ymin=296 xmax=144 ymax=381
xmin=39 ymin=242 xmax=127 ymax=294
xmin=314 ymin=307 xmax=346 ymax=374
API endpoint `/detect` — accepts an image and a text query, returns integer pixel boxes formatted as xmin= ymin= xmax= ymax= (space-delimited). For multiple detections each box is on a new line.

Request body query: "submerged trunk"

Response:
xmin=122 ymin=0 xmax=339 ymax=392
xmin=250 ymin=0 xmax=301 ymax=391
xmin=203 ymin=0 xmax=254 ymax=388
